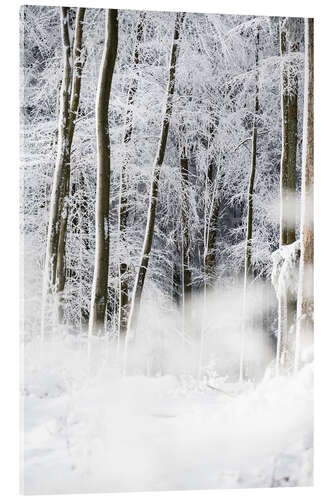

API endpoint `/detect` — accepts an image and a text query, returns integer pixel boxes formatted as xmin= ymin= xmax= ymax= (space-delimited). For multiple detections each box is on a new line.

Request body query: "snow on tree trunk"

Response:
xmin=89 ymin=9 xmax=118 ymax=336
xmin=126 ymin=12 xmax=186 ymax=337
xmin=276 ymin=17 xmax=299 ymax=374
xmin=272 ymin=240 xmax=300 ymax=373
xmin=294 ymin=18 xmax=314 ymax=371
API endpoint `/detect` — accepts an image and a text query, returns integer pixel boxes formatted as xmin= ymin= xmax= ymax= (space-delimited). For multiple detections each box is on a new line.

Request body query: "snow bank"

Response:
xmin=22 ymin=338 xmax=313 ymax=494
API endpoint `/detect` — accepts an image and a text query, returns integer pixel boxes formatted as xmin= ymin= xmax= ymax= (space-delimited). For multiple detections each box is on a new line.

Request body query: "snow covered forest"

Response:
xmin=20 ymin=5 xmax=314 ymax=494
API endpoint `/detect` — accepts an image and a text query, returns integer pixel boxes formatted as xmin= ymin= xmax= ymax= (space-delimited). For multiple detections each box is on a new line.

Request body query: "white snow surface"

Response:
xmin=22 ymin=337 xmax=313 ymax=494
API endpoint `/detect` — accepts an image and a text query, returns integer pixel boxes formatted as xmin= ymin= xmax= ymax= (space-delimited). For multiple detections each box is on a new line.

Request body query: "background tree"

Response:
xmin=118 ymin=12 xmax=146 ymax=336
xmin=127 ymin=12 xmax=186 ymax=336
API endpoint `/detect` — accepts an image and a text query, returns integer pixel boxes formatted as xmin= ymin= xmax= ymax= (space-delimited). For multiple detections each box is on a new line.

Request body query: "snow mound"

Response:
xmin=271 ymin=240 xmax=300 ymax=299
xmin=22 ymin=339 xmax=313 ymax=494
xmin=24 ymin=369 xmax=67 ymax=398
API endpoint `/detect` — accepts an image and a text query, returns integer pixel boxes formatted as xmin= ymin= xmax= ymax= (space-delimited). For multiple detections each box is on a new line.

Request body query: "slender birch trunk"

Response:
xmin=239 ymin=27 xmax=260 ymax=382
xmin=294 ymin=18 xmax=314 ymax=371
xmin=118 ymin=13 xmax=146 ymax=336
xmin=89 ymin=9 xmax=118 ymax=335
xmin=126 ymin=12 xmax=186 ymax=336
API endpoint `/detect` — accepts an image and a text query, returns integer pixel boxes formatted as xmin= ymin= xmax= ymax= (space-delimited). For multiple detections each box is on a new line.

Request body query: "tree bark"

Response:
xmin=280 ymin=19 xmax=290 ymax=247
xmin=204 ymin=154 xmax=222 ymax=287
xmin=127 ymin=12 xmax=186 ymax=336
xmin=56 ymin=7 xmax=86 ymax=321
xmin=286 ymin=21 xmax=299 ymax=245
xmin=118 ymin=13 xmax=146 ymax=336
xmin=43 ymin=7 xmax=71 ymax=295
xmin=277 ymin=18 xmax=299 ymax=372
xmin=295 ymin=18 xmax=314 ymax=371
xmin=89 ymin=9 xmax=118 ymax=335
xmin=41 ymin=7 xmax=86 ymax=334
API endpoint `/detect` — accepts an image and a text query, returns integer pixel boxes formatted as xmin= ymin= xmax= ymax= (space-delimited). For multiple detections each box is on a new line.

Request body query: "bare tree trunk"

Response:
xmin=89 ymin=9 xmax=118 ymax=335
xmin=127 ymin=12 xmax=185 ymax=336
xmin=294 ymin=18 xmax=314 ymax=371
xmin=118 ymin=13 xmax=146 ymax=336
xmin=277 ymin=18 xmax=299 ymax=373
xmin=56 ymin=8 xmax=86 ymax=322
xmin=286 ymin=21 xmax=299 ymax=245
xmin=203 ymin=109 xmax=221 ymax=289
xmin=41 ymin=7 xmax=86 ymax=336
xmin=43 ymin=7 xmax=71 ymax=297
xmin=280 ymin=18 xmax=290 ymax=247
xmin=173 ymin=261 xmax=181 ymax=307
xmin=239 ymin=27 xmax=260 ymax=382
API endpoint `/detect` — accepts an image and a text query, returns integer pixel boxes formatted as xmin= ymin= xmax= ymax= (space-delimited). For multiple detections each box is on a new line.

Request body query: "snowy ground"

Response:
xmin=21 ymin=336 xmax=313 ymax=494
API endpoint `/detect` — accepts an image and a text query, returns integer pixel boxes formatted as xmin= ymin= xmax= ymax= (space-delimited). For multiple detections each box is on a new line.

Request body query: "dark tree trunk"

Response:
xmin=89 ymin=9 xmax=118 ymax=335
xmin=277 ymin=18 xmax=300 ymax=372
xmin=172 ymin=219 xmax=181 ymax=307
xmin=245 ymin=27 xmax=260 ymax=285
xmin=204 ymin=156 xmax=222 ymax=288
xmin=42 ymin=7 xmax=86 ymax=332
xmin=180 ymin=143 xmax=191 ymax=329
xmin=280 ymin=18 xmax=299 ymax=247
xmin=44 ymin=7 xmax=71 ymax=294
xmin=56 ymin=8 xmax=87 ymax=309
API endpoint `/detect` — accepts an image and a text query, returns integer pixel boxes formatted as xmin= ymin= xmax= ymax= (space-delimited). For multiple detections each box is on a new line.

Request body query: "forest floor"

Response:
xmin=21 ymin=336 xmax=313 ymax=494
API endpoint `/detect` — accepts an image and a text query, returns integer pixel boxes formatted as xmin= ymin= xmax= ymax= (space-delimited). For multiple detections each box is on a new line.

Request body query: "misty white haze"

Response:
xmin=20 ymin=5 xmax=314 ymax=494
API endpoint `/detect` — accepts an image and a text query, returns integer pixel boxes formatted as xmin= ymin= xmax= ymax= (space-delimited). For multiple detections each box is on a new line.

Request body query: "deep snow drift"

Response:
xmin=21 ymin=335 xmax=313 ymax=494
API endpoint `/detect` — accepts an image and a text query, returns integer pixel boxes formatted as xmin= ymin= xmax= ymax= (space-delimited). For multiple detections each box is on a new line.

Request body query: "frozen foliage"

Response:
xmin=21 ymin=7 xmax=305 ymax=331
xmin=22 ymin=338 xmax=313 ymax=494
